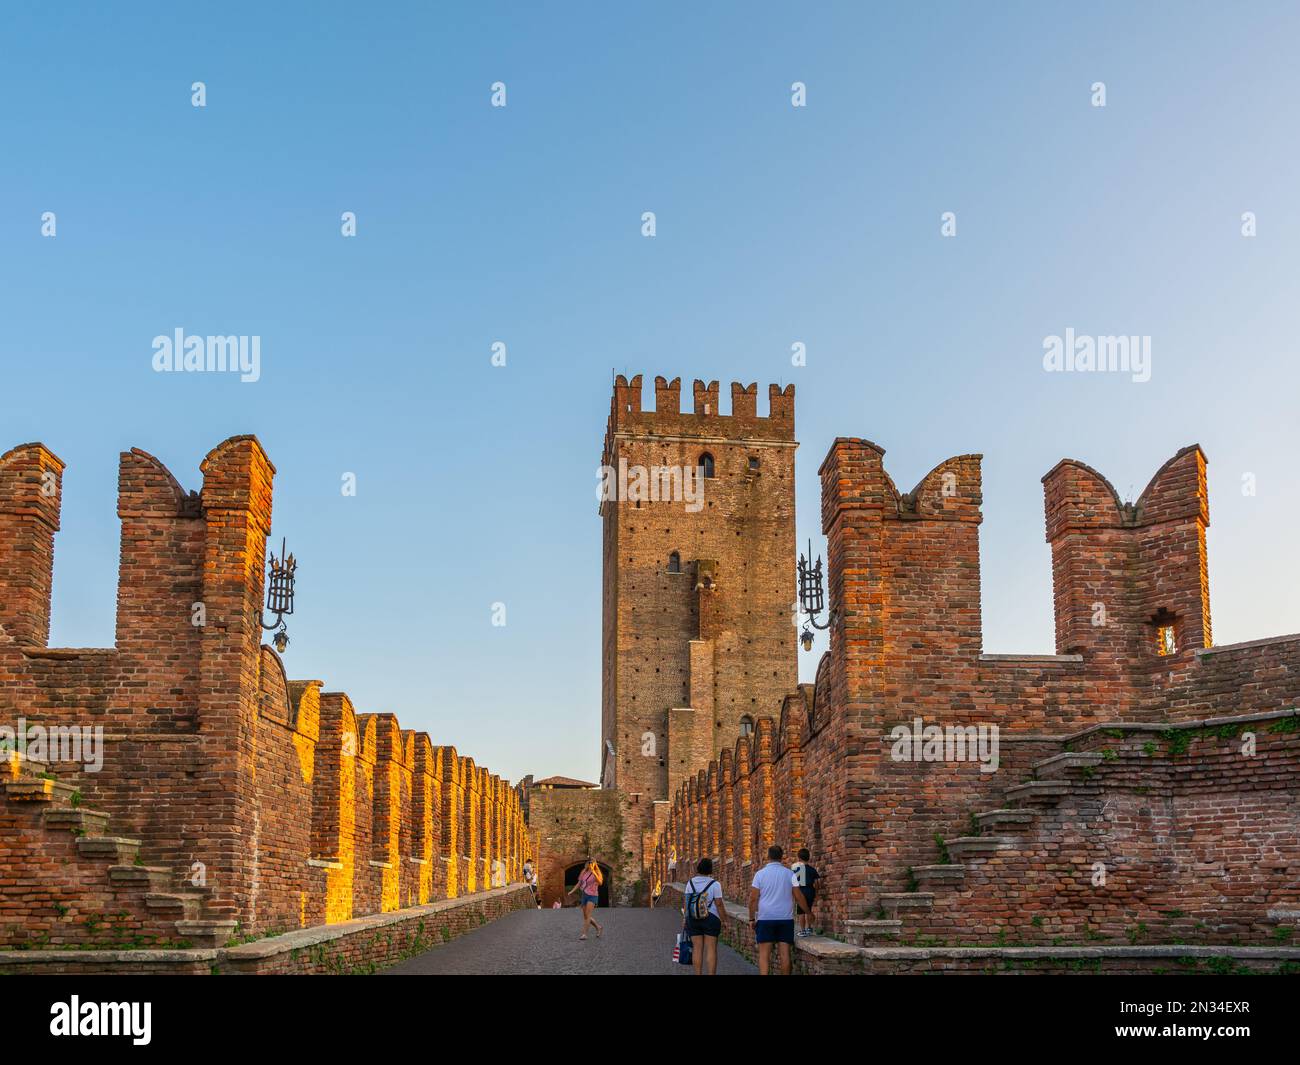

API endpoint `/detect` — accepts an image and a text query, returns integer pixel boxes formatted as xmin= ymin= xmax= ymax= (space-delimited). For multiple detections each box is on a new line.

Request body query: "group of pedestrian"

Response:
xmin=683 ymin=845 xmax=820 ymax=975
xmin=521 ymin=847 xmax=821 ymax=973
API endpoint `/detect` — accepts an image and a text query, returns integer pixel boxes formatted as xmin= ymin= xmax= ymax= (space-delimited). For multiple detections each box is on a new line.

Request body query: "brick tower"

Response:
xmin=600 ymin=374 xmax=798 ymax=878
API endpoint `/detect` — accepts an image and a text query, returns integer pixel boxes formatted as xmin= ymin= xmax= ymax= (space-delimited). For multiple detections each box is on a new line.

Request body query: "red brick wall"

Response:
xmin=898 ymin=722 xmax=1300 ymax=946
xmin=528 ymin=787 xmax=625 ymax=906
xmin=652 ymin=437 xmax=1300 ymax=945
xmin=0 ymin=444 xmax=63 ymax=648
xmin=250 ymin=650 xmax=316 ymax=933
xmin=0 ymin=884 xmax=534 ymax=976
xmin=0 ymin=436 xmax=527 ymax=945
xmin=601 ymin=374 xmax=798 ymax=893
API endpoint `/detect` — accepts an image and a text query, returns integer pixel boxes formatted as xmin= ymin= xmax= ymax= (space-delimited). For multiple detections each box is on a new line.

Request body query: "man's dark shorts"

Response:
xmin=755 ymin=918 xmax=795 ymax=945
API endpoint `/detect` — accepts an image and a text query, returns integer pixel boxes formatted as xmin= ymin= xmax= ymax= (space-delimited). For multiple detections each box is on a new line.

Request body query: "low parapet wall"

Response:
xmin=0 ymin=884 xmax=531 ymax=976
xmin=661 ymin=885 xmax=1300 ymax=976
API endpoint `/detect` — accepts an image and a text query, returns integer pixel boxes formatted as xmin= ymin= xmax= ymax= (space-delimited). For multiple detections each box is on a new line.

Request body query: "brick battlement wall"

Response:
xmin=651 ymin=438 xmax=1300 ymax=946
xmin=602 ymin=374 xmax=795 ymax=465
xmin=599 ymin=374 xmax=798 ymax=901
xmin=0 ymin=438 xmax=525 ymax=949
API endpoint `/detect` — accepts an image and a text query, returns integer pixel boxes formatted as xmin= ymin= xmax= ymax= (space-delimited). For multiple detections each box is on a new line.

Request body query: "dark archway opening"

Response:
xmin=563 ymin=862 xmax=612 ymax=907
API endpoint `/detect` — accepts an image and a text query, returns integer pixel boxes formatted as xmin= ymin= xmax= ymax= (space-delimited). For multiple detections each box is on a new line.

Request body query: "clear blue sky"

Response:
xmin=2 ymin=2 xmax=1297 ymax=784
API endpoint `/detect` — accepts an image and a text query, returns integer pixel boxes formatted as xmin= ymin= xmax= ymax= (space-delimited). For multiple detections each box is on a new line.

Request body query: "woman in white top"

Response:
xmin=683 ymin=857 xmax=726 ymax=976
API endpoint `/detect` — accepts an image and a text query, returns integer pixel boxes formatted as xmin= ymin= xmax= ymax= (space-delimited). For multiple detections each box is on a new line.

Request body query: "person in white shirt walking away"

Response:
xmin=748 ymin=845 xmax=806 ymax=975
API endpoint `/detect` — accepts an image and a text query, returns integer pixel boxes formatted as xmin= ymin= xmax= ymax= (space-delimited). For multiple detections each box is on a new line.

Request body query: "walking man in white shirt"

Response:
xmin=748 ymin=844 xmax=803 ymax=975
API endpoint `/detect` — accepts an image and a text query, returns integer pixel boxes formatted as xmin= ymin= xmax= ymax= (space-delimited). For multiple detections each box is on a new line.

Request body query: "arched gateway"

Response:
xmin=562 ymin=861 xmax=612 ymax=907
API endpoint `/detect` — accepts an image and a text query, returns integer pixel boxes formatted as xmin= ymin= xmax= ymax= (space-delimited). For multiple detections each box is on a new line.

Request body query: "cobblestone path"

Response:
xmin=382 ymin=905 xmax=756 ymax=975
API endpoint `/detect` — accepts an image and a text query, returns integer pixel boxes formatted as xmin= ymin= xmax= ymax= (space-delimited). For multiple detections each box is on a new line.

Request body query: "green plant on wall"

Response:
xmin=934 ymin=834 xmax=951 ymax=865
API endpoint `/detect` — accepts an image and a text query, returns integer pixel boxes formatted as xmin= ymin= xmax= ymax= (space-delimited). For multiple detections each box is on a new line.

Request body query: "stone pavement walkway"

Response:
xmin=382 ymin=906 xmax=756 ymax=975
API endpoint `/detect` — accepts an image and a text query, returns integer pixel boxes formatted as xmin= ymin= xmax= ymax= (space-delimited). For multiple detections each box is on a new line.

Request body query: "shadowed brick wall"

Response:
xmin=652 ymin=436 xmax=1300 ymax=943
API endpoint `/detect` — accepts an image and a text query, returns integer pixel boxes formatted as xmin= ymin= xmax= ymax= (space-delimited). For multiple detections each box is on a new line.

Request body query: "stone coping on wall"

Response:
xmin=0 ymin=883 xmax=530 ymax=975
xmin=17 ymin=647 xmax=119 ymax=659
xmin=978 ymin=653 xmax=1083 ymax=664
xmin=977 ymin=633 xmax=1300 ymax=664
xmin=0 ymin=947 xmax=219 ymax=972
xmin=874 ymin=706 xmax=1298 ymax=746
xmin=840 ymin=944 xmax=1300 ymax=962
xmin=221 ymin=883 xmax=524 ymax=961
xmin=1194 ymin=632 xmax=1300 ymax=656
xmin=1055 ymin=706 xmax=1298 ymax=741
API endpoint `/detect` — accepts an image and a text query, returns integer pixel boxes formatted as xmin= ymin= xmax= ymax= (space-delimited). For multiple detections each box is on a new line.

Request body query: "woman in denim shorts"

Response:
xmin=567 ymin=858 xmax=604 ymax=940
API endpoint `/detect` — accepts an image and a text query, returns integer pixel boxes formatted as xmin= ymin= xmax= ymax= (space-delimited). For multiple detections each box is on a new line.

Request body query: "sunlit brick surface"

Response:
xmin=0 ymin=438 xmax=526 ymax=950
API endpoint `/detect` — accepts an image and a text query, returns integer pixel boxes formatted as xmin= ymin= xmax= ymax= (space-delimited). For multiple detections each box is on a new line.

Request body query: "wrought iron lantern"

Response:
xmin=796 ymin=539 xmax=835 ymax=651
xmin=260 ymin=537 xmax=297 ymax=653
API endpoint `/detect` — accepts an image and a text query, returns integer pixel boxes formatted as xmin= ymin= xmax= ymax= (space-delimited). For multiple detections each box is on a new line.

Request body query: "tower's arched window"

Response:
xmin=699 ymin=452 xmax=715 ymax=479
xmin=667 ymin=551 xmax=681 ymax=574
xmin=739 ymin=715 xmax=755 ymax=737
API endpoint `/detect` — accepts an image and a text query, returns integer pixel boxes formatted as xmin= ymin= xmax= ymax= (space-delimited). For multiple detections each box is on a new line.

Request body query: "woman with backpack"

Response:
xmin=567 ymin=858 xmax=604 ymax=940
xmin=683 ymin=857 xmax=726 ymax=975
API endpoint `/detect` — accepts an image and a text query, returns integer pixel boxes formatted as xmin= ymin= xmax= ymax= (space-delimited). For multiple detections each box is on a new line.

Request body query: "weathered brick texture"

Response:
xmin=653 ymin=435 xmax=1300 ymax=949
xmin=0 ymin=437 xmax=526 ymax=950
xmin=0 ymin=884 xmax=532 ymax=976
xmin=528 ymin=787 xmax=624 ymax=907
xmin=594 ymin=375 xmax=798 ymax=900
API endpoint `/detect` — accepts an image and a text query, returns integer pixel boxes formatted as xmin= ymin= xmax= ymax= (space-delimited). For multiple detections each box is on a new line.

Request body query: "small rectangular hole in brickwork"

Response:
xmin=1152 ymin=609 xmax=1178 ymax=655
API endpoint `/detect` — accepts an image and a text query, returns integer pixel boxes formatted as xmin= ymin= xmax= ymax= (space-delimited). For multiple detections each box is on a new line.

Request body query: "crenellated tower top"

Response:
xmin=603 ymin=374 xmax=794 ymax=467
